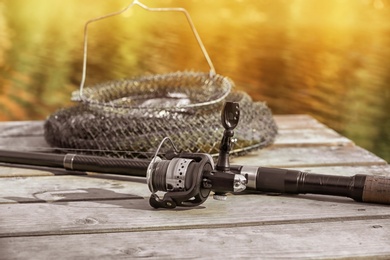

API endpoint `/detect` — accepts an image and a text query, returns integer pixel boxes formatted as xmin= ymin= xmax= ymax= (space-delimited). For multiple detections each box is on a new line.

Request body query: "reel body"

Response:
xmin=147 ymin=152 xmax=214 ymax=208
xmin=145 ymin=102 xmax=247 ymax=209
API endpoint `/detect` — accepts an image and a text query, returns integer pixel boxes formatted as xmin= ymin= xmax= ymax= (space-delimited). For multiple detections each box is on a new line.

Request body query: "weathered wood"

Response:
xmin=0 ymin=115 xmax=388 ymax=259
xmin=0 ymin=137 xmax=50 ymax=150
xmin=232 ymin=145 xmax=387 ymax=167
xmin=0 ymin=163 xmax=72 ymax=177
xmin=2 ymin=218 xmax=390 ymax=259
xmin=0 ymin=121 xmax=44 ymax=137
xmin=0 ymin=120 xmax=48 ymax=149
xmin=0 ymin=175 xmax=148 ymax=204
xmin=274 ymin=114 xmax=328 ymax=129
xmin=1 ymin=190 xmax=390 ymax=237
xmin=274 ymin=127 xmax=353 ymax=147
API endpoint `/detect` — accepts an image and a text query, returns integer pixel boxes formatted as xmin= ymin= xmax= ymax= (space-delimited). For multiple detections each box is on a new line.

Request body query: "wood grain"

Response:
xmin=232 ymin=145 xmax=387 ymax=167
xmin=1 ymin=190 xmax=390 ymax=237
xmin=2 ymin=219 xmax=390 ymax=259
xmin=0 ymin=115 xmax=388 ymax=259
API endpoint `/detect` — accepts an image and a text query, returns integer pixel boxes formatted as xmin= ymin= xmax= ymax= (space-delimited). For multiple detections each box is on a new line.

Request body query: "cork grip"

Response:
xmin=362 ymin=175 xmax=390 ymax=204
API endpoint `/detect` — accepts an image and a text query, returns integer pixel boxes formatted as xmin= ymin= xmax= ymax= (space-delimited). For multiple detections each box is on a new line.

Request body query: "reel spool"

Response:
xmin=147 ymin=152 xmax=214 ymax=208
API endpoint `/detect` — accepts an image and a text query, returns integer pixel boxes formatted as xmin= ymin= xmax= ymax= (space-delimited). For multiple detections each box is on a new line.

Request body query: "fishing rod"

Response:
xmin=0 ymin=102 xmax=389 ymax=208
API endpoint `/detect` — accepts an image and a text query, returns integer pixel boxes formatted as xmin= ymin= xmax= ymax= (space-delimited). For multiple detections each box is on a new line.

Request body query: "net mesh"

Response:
xmin=44 ymin=71 xmax=278 ymax=159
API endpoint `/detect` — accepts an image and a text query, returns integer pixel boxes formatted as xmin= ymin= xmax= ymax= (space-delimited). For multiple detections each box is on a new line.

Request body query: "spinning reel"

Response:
xmin=143 ymin=100 xmax=390 ymax=208
xmin=1 ymin=101 xmax=389 ymax=208
xmin=146 ymin=102 xmax=247 ymax=208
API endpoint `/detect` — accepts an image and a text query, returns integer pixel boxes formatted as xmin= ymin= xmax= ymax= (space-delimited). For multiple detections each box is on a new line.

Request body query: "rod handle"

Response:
xmin=362 ymin=175 xmax=390 ymax=204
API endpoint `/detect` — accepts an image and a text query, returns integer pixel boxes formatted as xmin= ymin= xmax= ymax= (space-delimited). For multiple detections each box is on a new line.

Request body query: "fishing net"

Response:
xmin=44 ymin=71 xmax=277 ymax=158
xmin=43 ymin=2 xmax=278 ymax=159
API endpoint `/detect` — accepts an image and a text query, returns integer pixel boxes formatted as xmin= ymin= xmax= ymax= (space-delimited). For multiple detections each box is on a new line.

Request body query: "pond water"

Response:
xmin=0 ymin=0 xmax=389 ymax=162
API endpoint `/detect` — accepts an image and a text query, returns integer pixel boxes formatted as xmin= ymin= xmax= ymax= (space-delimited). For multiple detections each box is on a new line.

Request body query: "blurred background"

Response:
xmin=0 ymin=0 xmax=389 ymax=162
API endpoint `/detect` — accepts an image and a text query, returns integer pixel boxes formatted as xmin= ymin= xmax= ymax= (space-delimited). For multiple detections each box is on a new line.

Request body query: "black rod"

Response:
xmin=1 ymin=149 xmax=389 ymax=205
xmin=0 ymin=150 xmax=150 ymax=177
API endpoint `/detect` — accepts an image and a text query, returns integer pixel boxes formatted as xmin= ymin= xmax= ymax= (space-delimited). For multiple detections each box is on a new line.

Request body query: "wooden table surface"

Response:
xmin=0 ymin=115 xmax=389 ymax=259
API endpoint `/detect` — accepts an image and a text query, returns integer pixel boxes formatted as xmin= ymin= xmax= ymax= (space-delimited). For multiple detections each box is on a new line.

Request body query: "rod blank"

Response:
xmin=0 ymin=150 xmax=149 ymax=177
xmin=1 ymin=149 xmax=389 ymax=205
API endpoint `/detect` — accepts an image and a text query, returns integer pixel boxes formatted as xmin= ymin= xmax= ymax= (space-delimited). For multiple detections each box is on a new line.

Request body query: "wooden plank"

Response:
xmin=1 ymin=190 xmax=390 ymax=237
xmin=274 ymin=127 xmax=353 ymax=147
xmin=2 ymin=218 xmax=390 ymax=259
xmin=0 ymin=121 xmax=44 ymax=137
xmin=0 ymin=163 xmax=72 ymax=177
xmin=232 ymin=145 xmax=388 ymax=168
xmin=0 ymin=137 xmax=50 ymax=150
xmin=0 ymin=175 xmax=148 ymax=204
xmin=0 ymin=120 xmax=48 ymax=149
xmin=274 ymin=114 xmax=327 ymax=130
